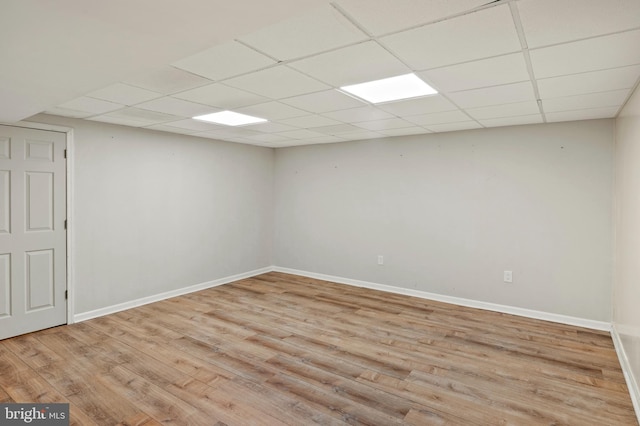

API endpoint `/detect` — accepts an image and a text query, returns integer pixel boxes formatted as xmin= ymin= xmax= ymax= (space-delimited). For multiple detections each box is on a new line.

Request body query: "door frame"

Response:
xmin=0 ymin=120 xmax=75 ymax=325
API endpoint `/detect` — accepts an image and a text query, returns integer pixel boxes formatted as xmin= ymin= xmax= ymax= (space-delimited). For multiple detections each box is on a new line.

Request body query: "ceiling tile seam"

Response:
xmin=233 ymin=39 xmax=283 ymax=63
xmin=123 ymin=67 xmax=215 ymax=94
xmin=73 ymin=24 xmax=536 ymax=117
xmin=232 ymin=38 xmax=385 ymax=74
xmin=329 ymin=2 xmax=374 ymax=38
xmin=536 ymin=64 xmax=640 ymax=82
xmin=541 ymin=89 xmax=636 ymax=102
xmin=359 ymin=39 xmax=483 ymax=122
xmin=527 ymin=26 xmax=640 ymax=52
xmin=362 ymin=0 xmax=520 ymax=40
xmin=443 ymin=79 xmax=531 ymax=95
xmin=509 ymin=1 xmax=546 ymax=123
xmin=615 ymin=75 xmax=640 ymax=116
xmin=542 ymin=105 xmax=624 ymax=117
xmin=543 ymin=102 xmax=631 ymax=114
xmin=423 ymin=91 xmax=484 ymax=127
xmin=81 ymin=96 xmax=135 ymax=109
xmin=134 ymin=97 xmax=223 ymax=112
xmin=414 ymin=50 xmax=526 ymax=73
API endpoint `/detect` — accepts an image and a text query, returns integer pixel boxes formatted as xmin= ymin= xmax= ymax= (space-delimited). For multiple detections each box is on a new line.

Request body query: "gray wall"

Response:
xmin=274 ymin=120 xmax=614 ymax=321
xmin=27 ymin=114 xmax=615 ymax=324
xmin=31 ymin=114 xmax=274 ymax=314
xmin=614 ymin=83 xmax=640 ymax=404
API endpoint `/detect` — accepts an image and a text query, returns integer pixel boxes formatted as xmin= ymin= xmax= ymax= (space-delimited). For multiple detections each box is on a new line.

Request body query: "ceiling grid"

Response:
xmin=3 ymin=0 xmax=637 ymax=147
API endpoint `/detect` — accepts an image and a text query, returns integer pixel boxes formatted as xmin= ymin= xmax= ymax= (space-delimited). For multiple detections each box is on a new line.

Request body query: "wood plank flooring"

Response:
xmin=0 ymin=272 xmax=637 ymax=425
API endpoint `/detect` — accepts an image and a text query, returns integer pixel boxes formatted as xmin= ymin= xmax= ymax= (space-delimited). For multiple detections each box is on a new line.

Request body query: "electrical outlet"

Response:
xmin=504 ymin=270 xmax=513 ymax=283
xmin=377 ymin=255 xmax=384 ymax=265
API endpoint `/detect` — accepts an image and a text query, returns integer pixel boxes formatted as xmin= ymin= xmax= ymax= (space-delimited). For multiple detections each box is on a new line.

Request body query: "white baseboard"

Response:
xmin=76 ymin=265 xmax=612 ymax=331
xmin=73 ymin=266 xmax=272 ymax=323
xmin=271 ymin=266 xmax=611 ymax=331
xmin=611 ymin=325 xmax=640 ymax=424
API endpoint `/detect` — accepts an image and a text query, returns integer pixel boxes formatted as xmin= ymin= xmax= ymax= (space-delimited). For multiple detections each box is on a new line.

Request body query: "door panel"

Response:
xmin=0 ymin=254 xmax=9 ymax=317
xmin=0 ymin=124 xmax=66 ymax=340
xmin=26 ymin=172 xmax=54 ymax=232
xmin=26 ymin=249 xmax=54 ymax=311
xmin=25 ymin=139 xmax=54 ymax=162
xmin=0 ymin=170 xmax=8 ymax=234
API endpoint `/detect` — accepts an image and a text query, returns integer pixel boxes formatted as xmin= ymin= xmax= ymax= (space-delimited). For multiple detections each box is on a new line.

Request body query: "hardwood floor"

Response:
xmin=0 ymin=272 xmax=637 ymax=425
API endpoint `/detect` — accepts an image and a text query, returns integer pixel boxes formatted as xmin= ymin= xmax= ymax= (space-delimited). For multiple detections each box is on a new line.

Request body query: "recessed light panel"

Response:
xmin=340 ymin=73 xmax=437 ymax=104
xmin=193 ymin=110 xmax=267 ymax=126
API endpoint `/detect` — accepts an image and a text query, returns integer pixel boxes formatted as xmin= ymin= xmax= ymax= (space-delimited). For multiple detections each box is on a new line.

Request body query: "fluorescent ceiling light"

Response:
xmin=193 ymin=110 xmax=267 ymax=126
xmin=340 ymin=73 xmax=437 ymax=104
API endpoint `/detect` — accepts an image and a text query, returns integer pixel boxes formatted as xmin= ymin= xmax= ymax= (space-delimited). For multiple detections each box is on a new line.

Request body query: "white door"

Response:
xmin=0 ymin=124 xmax=67 ymax=340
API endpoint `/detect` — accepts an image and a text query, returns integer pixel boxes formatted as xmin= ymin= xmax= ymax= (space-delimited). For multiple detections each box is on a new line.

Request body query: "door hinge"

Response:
xmin=64 ymin=219 xmax=67 ymax=229
xmin=65 ymin=290 xmax=68 ymax=300
xmin=64 ymin=149 xmax=67 ymax=159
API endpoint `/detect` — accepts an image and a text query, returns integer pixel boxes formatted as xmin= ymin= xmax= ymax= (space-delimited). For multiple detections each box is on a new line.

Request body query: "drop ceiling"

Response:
xmin=4 ymin=0 xmax=640 ymax=147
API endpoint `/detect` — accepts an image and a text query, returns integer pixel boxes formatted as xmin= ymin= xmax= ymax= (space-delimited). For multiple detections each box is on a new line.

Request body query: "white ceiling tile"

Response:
xmin=276 ymin=129 xmax=325 ymax=139
xmin=405 ymin=110 xmax=470 ymax=126
xmin=537 ymin=65 xmax=640 ymax=98
xmin=280 ymin=114 xmax=343 ymax=128
xmin=244 ymin=133 xmax=295 ymax=143
xmin=246 ymin=122 xmax=298 ymax=133
xmin=337 ymin=130 xmax=385 ymax=140
xmin=420 ymin=53 xmax=529 ymax=92
xmin=212 ymin=127 xmax=263 ymax=138
xmin=518 ymin=0 xmax=640 ymax=48
xmin=426 ymin=121 xmax=482 ymax=132
xmin=172 ymin=41 xmax=276 ymax=81
xmin=143 ymin=124 xmax=202 ymax=134
xmin=235 ymin=102 xmax=309 ymax=120
xmin=188 ymin=129 xmax=241 ymax=140
xmin=447 ymin=82 xmax=535 ymax=109
xmin=87 ymin=115 xmax=148 ymax=127
xmin=478 ymin=114 xmax=544 ymax=128
xmin=333 ymin=0 xmax=488 ymax=36
xmin=530 ymin=30 xmax=640 ymax=79
xmin=57 ymin=96 xmax=123 ymax=115
xmin=466 ymin=101 xmax=540 ymax=120
xmin=542 ymin=90 xmax=630 ymax=112
xmin=44 ymin=106 xmax=94 ymax=119
xmin=322 ymin=106 xmax=394 ymax=123
xmin=297 ymin=135 xmax=347 ymax=144
xmin=135 ymin=97 xmax=218 ymax=117
xmin=124 ymin=66 xmax=212 ymax=95
xmin=354 ymin=118 xmax=414 ymax=131
xmin=197 ymin=132 xmax=251 ymax=143
xmin=161 ymin=119 xmax=229 ymax=132
xmin=192 ymin=127 xmax=264 ymax=140
xmin=223 ymin=136 xmax=256 ymax=143
xmin=377 ymin=126 xmax=430 ymax=137
xmin=312 ymin=123 xmax=363 ymax=134
xmin=173 ymin=83 xmax=269 ymax=108
xmin=289 ymin=41 xmax=410 ymax=87
xmin=239 ymin=5 xmax=368 ymax=61
xmin=87 ymin=83 xmax=162 ymax=106
xmin=545 ymin=107 xmax=620 ymax=122
xmin=281 ymin=90 xmax=365 ymax=113
xmin=224 ymin=66 xmax=330 ymax=99
xmin=381 ymin=5 xmax=521 ymax=70
xmin=376 ymin=95 xmax=457 ymax=116
xmin=102 ymin=107 xmax=182 ymax=125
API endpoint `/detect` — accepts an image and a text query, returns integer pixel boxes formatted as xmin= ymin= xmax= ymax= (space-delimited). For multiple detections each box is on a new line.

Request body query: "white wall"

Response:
xmin=274 ymin=120 xmax=614 ymax=321
xmin=614 ymin=83 xmax=640 ymax=409
xmin=29 ymin=114 xmax=274 ymax=315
